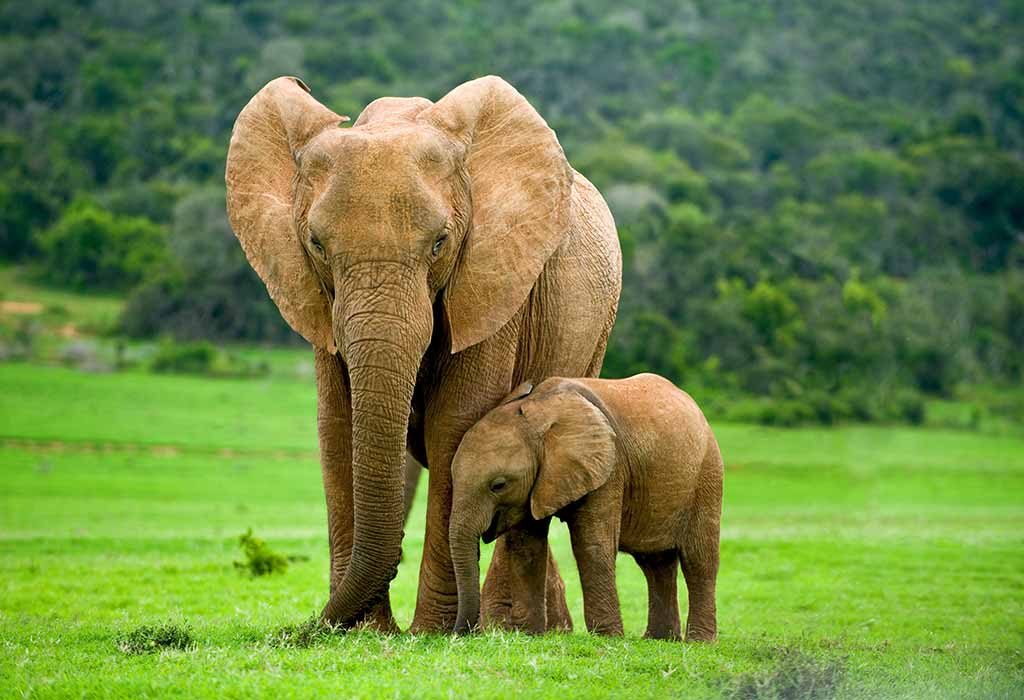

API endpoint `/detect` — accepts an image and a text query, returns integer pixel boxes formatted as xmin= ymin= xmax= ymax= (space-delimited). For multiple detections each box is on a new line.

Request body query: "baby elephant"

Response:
xmin=449 ymin=374 xmax=722 ymax=641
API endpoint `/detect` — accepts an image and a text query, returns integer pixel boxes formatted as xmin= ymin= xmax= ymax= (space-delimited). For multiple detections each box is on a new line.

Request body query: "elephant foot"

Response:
xmin=480 ymin=598 xmax=511 ymax=630
xmin=684 ymin=627 xmax=717 ymax=643
xmin=353 ymin=597 xmax=400 ymax=634
xmin=322 ymin=595 xmax=399 ymax=634
xmin=644 ymin=627 xmax=683 ymax=641
xmin=409 ymin=590 xmax=459 ymax=634
xmin=408 ymin=616 xmax=457 ymax=634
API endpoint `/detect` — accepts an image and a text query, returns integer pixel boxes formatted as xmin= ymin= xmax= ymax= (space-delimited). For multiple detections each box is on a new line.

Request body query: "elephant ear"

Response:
xmin=422 ymin=76 xmax=574 ymax=353
xmin=499 ymin=381 xmax=534 ymax=405
xmin=524 ymin=386 xmax=617 ymax=520
xmin=354 ymin=96 xmax=433 ymax=126
xmin=225 ymin=77 xmax=348 ymax=351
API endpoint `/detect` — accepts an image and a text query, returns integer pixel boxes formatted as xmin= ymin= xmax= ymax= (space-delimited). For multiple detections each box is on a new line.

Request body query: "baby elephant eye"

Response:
xmin=432 ymin=235 xmax=447 ymax=257
xmin=489 ymin=477 xmax=508 ymax=493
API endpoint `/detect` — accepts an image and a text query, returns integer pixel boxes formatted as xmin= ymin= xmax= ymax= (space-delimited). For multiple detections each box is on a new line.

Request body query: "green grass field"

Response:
xmin=1 ymin=361 xmax=1022 ymax=698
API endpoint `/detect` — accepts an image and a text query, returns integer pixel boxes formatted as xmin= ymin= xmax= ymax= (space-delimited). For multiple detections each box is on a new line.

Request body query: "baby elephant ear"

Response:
xmin=499 ymin=381 xmax=534 ymax=405
xmin=422 ymin=76 xmax=573 ymax=354
xmin=527 ymin=389 xmax=617 ymax=520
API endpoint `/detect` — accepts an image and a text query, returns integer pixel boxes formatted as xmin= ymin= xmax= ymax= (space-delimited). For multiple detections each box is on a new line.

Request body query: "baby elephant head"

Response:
xmin=448 ymin=380 xmax=618 ymax=633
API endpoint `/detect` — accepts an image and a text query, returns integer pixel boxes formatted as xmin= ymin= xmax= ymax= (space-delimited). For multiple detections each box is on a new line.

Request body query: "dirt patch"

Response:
xmin=0 ymin=301 xmax=44 ymax=315
xmin=0 ymin=437 xmax=316 ymax=460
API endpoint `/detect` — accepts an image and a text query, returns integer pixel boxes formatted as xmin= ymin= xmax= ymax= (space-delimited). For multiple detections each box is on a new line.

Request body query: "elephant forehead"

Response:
xmin=305 ymin=125 xmax=454 ymax=178
xmin=456 ymin=421 xmax=528 ymax=467
xmin=304 ymin=128 xmax=454 ymax=237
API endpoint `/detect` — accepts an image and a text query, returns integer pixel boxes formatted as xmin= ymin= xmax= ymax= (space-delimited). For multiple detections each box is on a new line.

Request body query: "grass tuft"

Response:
xmin=724 ymin=647 xmax=845 ymax=700
xmin=265 ymin=618 xmax=341 ymax=648
xmin=233 ymin=528 xmax=289 ymax=576
xmin=116 ymin=623 xmax=195 ymax=655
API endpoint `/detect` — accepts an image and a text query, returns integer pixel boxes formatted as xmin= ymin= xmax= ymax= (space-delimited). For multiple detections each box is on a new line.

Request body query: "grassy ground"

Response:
xmin=1 ymin=362 xmax=1022 ymax=698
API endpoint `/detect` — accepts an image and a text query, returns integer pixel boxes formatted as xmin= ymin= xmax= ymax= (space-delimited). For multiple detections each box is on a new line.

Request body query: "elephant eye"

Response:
xmin=432 ymin=235 xmax=447 ymax=257
xmin=310 ymin=235 xmax=325 ymax=257
xmin=490 ymin=477 xmax=508 ymax=494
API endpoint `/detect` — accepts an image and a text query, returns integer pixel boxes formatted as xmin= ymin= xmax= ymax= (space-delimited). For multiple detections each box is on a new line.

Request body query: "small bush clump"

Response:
xmin=265 ymin=618 xmax=339 ymax=648
xmin=725 ymin=647 xmax=845 ymax=700
xmin=116 ymin=623 xmax=195 ymax=655
xmin=149 ymin=341 xmax=269 ymax=378
xmin=234 ymin=528 xmax=289 ymax=576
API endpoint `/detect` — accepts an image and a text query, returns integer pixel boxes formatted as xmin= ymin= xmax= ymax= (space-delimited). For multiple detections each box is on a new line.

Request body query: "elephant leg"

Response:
xmin=484 ymin=540 xmax=572 ymax=631
xmin=680 ymin=450 xmax=721 ymax=642
xmin=400 ymin=454 xmax=424 ymax=562
xmin=679 ymin=548 xmax=717 ymax=642
xmin=634 ymin=550 xmax=682 ymax=640
xmin=566 ymin=500 xmax=623 ymax=636
xmin=480 ymin=539 xmax=512 ymax=627
xmin=315 ymin=348 xmax=397 ymax=632
xmin=502 ymin=518 xmax=551 ymax=634
xmin=403 ymin=454 xmax=424 ymax=525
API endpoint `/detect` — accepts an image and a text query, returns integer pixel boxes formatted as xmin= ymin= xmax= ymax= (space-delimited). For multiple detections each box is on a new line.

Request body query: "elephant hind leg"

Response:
xmin=679 ymin=448 xmax=722 ymax=642
xmin=634 ymin=550 xmax=681 ymax=640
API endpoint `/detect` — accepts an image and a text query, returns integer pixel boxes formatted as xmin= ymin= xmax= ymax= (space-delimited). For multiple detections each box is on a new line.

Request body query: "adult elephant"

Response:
xmin=225 ymin=75 xmax=621 ymax=633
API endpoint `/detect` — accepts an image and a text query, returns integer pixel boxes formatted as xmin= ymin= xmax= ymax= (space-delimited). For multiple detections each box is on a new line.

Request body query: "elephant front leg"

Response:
xmin=409 ymin=443 xmax=461 ymax=632
xmin=566 ymin=499 xmax=623 ymax=636
xmin=315 ymin=348 xmax=397 ymax=632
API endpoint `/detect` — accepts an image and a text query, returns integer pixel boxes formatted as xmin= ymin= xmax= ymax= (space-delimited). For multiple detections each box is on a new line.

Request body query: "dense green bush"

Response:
xmin=150 ymin=341 xmax=269 ymax=378
xmin=119 ymin=188 xmax=299 ymax=344
xmin=34 ymin=200 xmax=166 ymax=291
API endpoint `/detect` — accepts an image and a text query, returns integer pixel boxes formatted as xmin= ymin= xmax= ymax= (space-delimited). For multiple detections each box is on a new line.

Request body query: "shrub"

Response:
xmin=150 ymin=340 xmax=218 ymax=375
xmin=720 ymin=397 xmax=816 ymax=427
xmin=34 ymin=200 xmax=166 ymax=291
xmin=149 ymin=340 xmax=269 ymax=378
xmin=119 ymin=188 xmax=299 ymax=344
xmin=234 ymin=529 xmax=289 ymax=577
xmin=725 ymin=647 xmax=845 ymax=700
xmin=116 ymin=623 xmax=194 ymax=655
xmin=888 ymin=389 xmax=926 ymax=425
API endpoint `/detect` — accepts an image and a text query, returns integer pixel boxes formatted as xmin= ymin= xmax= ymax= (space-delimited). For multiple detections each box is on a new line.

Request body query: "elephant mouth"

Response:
xmin=480 ymin=514 xmax=501 ymax=544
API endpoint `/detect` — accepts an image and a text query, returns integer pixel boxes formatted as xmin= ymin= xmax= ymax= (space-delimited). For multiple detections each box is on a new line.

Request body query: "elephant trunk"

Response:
xmin=319 ymin=265 xmax=431 ymax=627
xmin=450 ymin=503 xmax=493 ymax=634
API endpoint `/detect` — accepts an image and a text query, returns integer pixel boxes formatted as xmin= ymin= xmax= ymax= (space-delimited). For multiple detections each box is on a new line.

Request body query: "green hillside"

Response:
xmin=2 ymin=1 xmax=1022 ymax=424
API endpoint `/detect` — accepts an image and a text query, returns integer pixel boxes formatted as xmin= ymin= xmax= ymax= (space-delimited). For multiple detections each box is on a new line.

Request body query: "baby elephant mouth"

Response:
xmin=480 ymin=514 xmax=501 ymax=544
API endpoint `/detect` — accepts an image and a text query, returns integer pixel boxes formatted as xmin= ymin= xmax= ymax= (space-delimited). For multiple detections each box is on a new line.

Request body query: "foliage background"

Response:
xmin=2 ymin=0 xmax=1022 ymax=423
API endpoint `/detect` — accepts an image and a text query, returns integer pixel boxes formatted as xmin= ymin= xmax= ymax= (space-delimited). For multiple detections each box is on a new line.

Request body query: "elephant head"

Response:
xmin=225 ymin=76 xmax=574 ymax=626
xmin=448 ymin=380 xmax=618 ymax=633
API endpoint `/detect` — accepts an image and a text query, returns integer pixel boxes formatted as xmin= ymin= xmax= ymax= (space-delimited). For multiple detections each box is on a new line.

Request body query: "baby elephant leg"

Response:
xmin=568 ymin=509 xmax=623 ymax=636
xmin=679 ymin=494 xmax=720 ymax=640
xmin=633 ymin=551 xmax=681 ymax=640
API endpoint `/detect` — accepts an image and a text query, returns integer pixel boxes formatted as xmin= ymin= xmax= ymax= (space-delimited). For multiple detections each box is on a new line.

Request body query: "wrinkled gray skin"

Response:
xmin=226 ymin=75 xmax=621 ymax=632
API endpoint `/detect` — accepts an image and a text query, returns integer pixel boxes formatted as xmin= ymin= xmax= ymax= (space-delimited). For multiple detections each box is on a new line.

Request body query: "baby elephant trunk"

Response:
xmin=449 ymin=512 xmax=489 ymax=634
